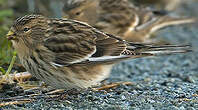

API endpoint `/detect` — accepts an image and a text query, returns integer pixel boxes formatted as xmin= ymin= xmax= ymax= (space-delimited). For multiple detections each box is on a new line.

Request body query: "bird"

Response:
xmin=7 ymin=15 xmax=192 ymax=90
xmin=62 ymin=0 xmax=196 ymax=42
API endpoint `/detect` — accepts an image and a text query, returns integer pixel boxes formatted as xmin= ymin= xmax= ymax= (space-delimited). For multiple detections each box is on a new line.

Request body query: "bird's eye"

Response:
xmin=75 ymin=11 xmax=81 ymax=16
xmin=23 ymin=27 xmax=30 ymax=32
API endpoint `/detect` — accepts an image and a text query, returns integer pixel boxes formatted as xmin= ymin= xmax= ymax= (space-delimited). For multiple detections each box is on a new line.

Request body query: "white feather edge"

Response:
xmin=88 ymin=55 xmax=128 ymax=61
xmin=50 ymin=47 xmax=97 ymax=67
xmin=135 ymin=17 xmax=158 ymax=31
xmin=127 ymin=13 xmax=140 ymax=31
xmin=50 ymin=55 xmax=129 ymax=67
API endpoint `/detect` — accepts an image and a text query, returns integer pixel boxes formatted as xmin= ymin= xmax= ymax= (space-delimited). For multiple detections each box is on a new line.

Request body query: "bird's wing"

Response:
xmin=43 ymin=19 xmax=128 ymax=66
xmin=43 ymin=19 xmax=192 ymax=66
xmin=96 ymin=0 xmax=138 ymax=32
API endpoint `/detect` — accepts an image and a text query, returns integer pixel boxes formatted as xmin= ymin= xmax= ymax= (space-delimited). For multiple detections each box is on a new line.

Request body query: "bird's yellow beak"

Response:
xmin=63 ymin=14 xmax=69 ymax=19
xmin=7 ymin=30 xmax=16 ymax=40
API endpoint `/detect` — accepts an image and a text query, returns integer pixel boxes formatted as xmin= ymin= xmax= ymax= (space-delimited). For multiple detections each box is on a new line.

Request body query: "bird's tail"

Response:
xmin=126 ymin=42 xmax=192 ymax=57
xmin=80 ymin=42 xmax=192 ymax=65
xmin=150 ymin=16 xmax=196 ymax=33
xmin=136 ymin=16 xmax=196 ymax=34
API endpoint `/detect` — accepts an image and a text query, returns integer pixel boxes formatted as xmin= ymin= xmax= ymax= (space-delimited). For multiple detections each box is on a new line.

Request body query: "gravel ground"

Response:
xmin=1 ymin=1 xmax=198 ymax=110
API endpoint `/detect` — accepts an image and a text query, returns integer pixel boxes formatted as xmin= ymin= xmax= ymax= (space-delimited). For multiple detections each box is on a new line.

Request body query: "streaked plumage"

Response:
xmin=7 ymin=15 xmax=192 ymax=89
xmin=62 ymin=0 xmax=196 ymax=42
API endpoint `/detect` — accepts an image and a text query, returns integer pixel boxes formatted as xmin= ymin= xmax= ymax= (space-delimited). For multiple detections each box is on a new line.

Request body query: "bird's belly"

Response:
xmin=52 ymin=64 xmax=113 ymax=89
xmin=21 ymin=58 xmax=113 ymax=89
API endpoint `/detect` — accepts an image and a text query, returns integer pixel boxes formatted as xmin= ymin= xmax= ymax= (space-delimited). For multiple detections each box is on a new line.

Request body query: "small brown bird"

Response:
xmin=7 ymin=15 xmax=191 ymax=89
xmin=63 ymin=0 xmax=195 ymax=42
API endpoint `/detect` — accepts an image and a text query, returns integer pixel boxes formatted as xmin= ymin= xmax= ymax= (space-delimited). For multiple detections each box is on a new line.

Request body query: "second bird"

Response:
xmin=63 ymin=0 xmax=196 ymax=42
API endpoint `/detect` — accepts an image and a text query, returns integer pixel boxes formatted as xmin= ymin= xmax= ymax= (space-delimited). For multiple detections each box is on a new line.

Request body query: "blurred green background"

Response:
xmin=0 ymin=0 xmax=14 ymax=67
xmin=0 ymin=0 xmax=65 ymax=73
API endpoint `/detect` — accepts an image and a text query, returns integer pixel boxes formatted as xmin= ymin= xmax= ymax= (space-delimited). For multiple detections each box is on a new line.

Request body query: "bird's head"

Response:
xmin=6 ymin=15 xmax=51 ymax=58
xmin=7 ymin=15 xmax=48 ymax=48
xmin=62 ymin=0 xmax=99 ymax=25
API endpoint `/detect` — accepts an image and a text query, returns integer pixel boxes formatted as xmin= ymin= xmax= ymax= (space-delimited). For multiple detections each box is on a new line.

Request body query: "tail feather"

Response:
xmin=136 ymin=16 xmax=196 ymax=34
xmin=79 ymin=43 xmax=192 ymax=65
xmin=127 ymin=42 xmax=192 ymax=56
xmin=150 ymin=17 xmax=197 ymax=33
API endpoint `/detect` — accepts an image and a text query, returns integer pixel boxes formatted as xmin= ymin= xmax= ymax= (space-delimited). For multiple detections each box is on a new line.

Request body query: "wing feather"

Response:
xmin=43 ymin=19 xmax=127 ymax=65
